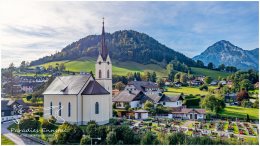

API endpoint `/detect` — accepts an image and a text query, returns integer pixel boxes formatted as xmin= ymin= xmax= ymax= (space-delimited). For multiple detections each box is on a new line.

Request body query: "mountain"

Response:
xmin=30 ymin=30 xmax=196 ymax=67
xmin=193 ymin=40 xmax=259 ymax=70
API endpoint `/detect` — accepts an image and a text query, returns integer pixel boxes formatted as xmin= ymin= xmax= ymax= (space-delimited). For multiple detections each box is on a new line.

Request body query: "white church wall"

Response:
xmin=82 ymin=94 xmax=110 ymax=125
xmin=43 ymin=95 xmax=78 ymax=124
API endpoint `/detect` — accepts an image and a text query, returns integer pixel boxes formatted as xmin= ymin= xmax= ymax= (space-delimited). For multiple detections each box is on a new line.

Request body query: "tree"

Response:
xmin=80 ymin=135 xmax=91 ymax=145
xmin=151 ymin=72 xmax=157 ymax=82
xmin=144 ymin=71 xmax=151 ymax=81
xmin=106 ymin=131 xmax=117 ymax=145
xmin=199 ymin=85 xmax=208 ymax=91
xmin=201 ymin=95 xmax=225 ymax=113
xmin=253 ymin=97 xmax=259 ymax=109
xmin=52 ymin=122 xmax=83 ymax=144
xmin=115 ymin=82 xmax=125 ymax=91
xmin=140 ymin=131 xmax=159 ymax=145
xmin=240 ymin=79 xmax=253 ymax=91
xmin=166 ymin=132 xmax=186 ymax=145
xmin=124 ymin=103 xmax=130 ymax=111
xmin=207 ymin=62 xmax=214 ymax=70
xmin=19 ymin=117 xmax=40 ymax=133
xmin=166 ymin=63 xmax=173 ymax=75
xmin=20 ymin=61 xmax=27 ymax=72
xmin=204 ymin=76 xmax=213 ymax=84
xmin=196 ymin=60 xmax=204 ymax=68
xmin=85 ymin=122 xmax=98 ymax=138
xmin=59 ymin=63 xmax=66 ymax=71
xmin=236 ymin=89 xmax=250 ymax=105
xmin=180 ymin=73 xmax=188 ymax=83
xmin=144 ymin=101 xmax=155 ymax=115
xmin=42 ymin=116 xmax=57 ymax=133
xmin=156 ymin=78 xmax=165 ymax=88
xmin=174 ymin=72 xmax=182 ymax=82
xmin=218 ymin=64 xmax=225 ymax=71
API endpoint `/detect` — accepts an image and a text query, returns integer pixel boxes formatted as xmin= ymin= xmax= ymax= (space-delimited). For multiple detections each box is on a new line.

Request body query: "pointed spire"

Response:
xmin=100 ymin=17 xmax=108 ymax=61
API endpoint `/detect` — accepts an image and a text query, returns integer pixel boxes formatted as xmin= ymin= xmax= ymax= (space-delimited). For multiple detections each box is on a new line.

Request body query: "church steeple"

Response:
xmin=100 ymin=17 xmax=108 ymax=61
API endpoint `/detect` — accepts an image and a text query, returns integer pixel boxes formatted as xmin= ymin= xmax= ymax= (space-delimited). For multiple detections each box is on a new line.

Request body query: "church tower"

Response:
xmin=95 ymin=18 xmax=112 ymax=118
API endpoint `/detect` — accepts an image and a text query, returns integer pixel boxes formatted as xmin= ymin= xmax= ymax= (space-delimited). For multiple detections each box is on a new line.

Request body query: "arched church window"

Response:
xmin=99 ymin=70 xmax=102 ymax=78
xmin=107 ymin=70 xmax=109 ymax=78
xmin=50 ymin=102 xmax=52 ymax=115
xmin=59 ymin=102 xmax=61 ymax=116
xmin=68 ymin=102 xmax=71 ymax=117
xmin=95 ymin=102 xmax=99 ymax=114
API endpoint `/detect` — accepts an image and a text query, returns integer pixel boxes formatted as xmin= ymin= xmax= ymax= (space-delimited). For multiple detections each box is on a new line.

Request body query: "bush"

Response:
xmin=166 ymin=132 xmax=186 ymax=144
xmin=241 ymin=100 xmax=253 ymax=108
xmin=42 ymin=116 xmax=57 ymax=133
xmin=80 ymin=135 xmax=91 ymax=145
xmin=199 ymin=85 xmax=208 ymax=91
xmin=52 ymin=122 xmax=83 ymax=144
xmin=106 ymin=131 xmax=117 ymax=145
xmin=141 ymin=131 xmax=159 ymax=145
xmin=19 ymin=117 xmax=40 ymax=133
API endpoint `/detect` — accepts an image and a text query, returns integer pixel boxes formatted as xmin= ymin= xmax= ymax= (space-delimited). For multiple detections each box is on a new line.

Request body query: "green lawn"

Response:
xmin=191 ymin=67 xmax=231 ymax=79
xmin=1 ymin=135 xmax=15 ymax=145
xmin=165 ymin=87 xmax=209 ymax=96
xmin=219 ymin=106 xmax=259 ymax=120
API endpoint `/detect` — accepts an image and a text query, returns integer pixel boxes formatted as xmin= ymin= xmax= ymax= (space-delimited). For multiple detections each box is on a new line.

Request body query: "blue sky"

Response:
xmin=0 ymin=1 xmax=258 ymax=67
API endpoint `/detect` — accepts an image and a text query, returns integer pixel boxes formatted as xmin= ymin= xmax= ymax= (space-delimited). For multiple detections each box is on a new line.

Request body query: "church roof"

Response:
xmin=81 ymin=80 xmax=110 ymax=95
xmin=43 ymin=75 xmax=91 ymax=95
xmin=100 ymin=18 xmax=108 ymax=61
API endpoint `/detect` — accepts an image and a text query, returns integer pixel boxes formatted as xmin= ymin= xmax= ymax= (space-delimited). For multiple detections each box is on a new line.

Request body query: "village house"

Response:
xmin=43 ymin=19 xmax=112 ymax=125
xmin=171 ymin=108 xmax=206 ymax=120
xmin=1 ymin=99 xmax=29 ymax=122
xmin=113 ymin=81 xmax=184 ymax=109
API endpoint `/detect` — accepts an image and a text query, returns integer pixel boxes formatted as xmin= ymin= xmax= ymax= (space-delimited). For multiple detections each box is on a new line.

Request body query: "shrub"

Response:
xmin=140 ymin=131 xmax=159 ymax=145
xmin=80 ymin=135 xmax=91 ymax=145
xmin=199 ymin=85 xmax=208 ymax=91
xmin=42 ymin=116 xmax=57 ymax=133
xmin=241 ymin=100 xmax=253 ymax=108
xmin=19 ymin=117 xmax=40 ymax=133
xmin=52 ymin=122 xmax=83 ymax=144
xmin=106 ymin=131 xmax=117 ymax=145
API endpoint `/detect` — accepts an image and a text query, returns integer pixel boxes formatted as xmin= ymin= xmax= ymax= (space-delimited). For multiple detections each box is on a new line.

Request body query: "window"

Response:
xmin=95 ymin=102 xmax=99 ymax=114
xmin=99 ymin=70 xmax=102 ymax=78
xmin=1 ymin=112 xmax=4 ymax=116
xmin=59 ymin=102 xmax=61 ymax=116
xmin=177 ymin=101 xmax=178 ymax=105
xmin=68 ymin=102 xmax=71 ymax=117
xmin=163 ymin=102 xmax=166 ymax=105
xmin=50 ymin=102 xmax=53 ymax=115
xmin=107 ymin=70 xmax=109 ymax=78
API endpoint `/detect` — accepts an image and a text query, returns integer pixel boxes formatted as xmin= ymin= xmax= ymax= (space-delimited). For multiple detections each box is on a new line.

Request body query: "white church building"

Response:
xmin=43 ymin=20 xmax=112 ymax=125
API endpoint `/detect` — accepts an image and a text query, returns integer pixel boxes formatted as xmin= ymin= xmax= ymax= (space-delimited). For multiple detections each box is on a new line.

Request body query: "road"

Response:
xmin=1 ymin=121 xmax=42 ymax=145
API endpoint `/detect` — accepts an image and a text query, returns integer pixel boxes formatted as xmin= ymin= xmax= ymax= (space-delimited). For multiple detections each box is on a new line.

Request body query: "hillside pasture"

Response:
xmin=191 ymin=67 xmax=231 ymax=79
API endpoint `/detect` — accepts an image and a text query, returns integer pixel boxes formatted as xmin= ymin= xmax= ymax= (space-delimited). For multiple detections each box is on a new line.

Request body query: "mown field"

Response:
xmin=191 ymin=67 xmax=231 ymax=79
xmin=219 ymin=106 xmax=259 ymax=120
xmin=165 ymin=87 xmax=209 ymax=96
